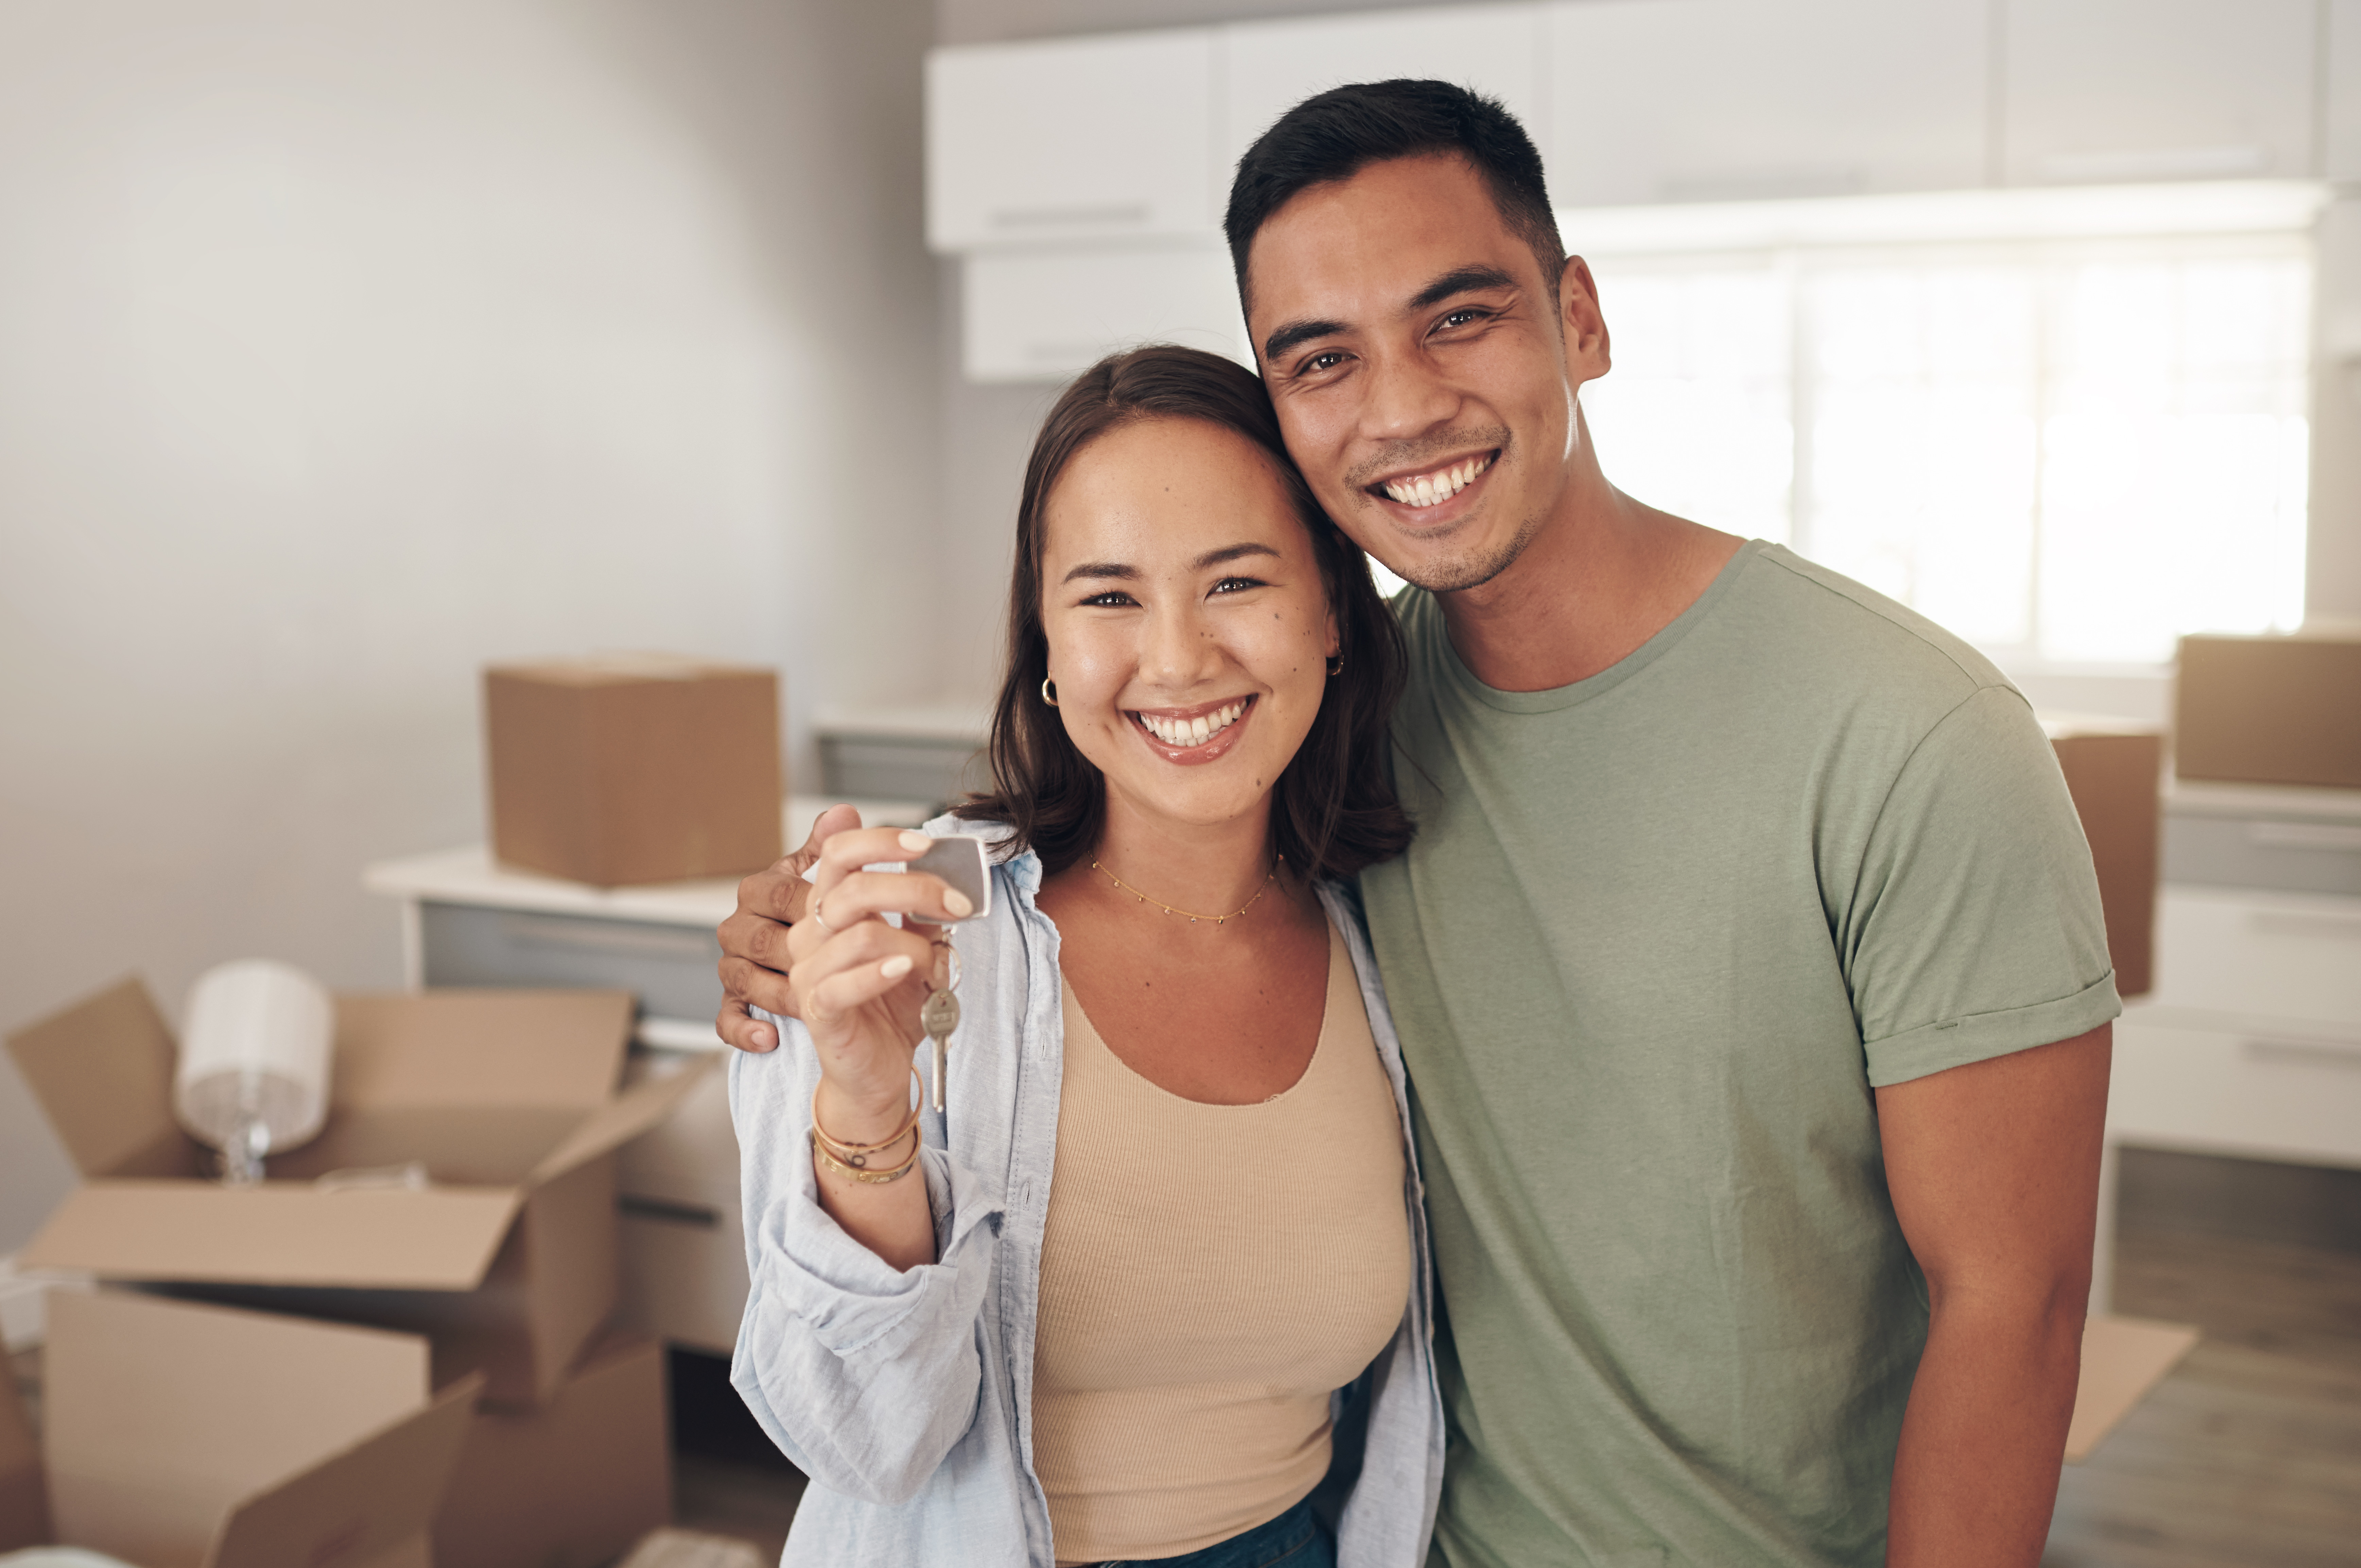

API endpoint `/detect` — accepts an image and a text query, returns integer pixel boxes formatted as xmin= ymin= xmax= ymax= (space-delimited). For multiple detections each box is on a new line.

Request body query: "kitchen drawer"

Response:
xmin=619 ymin=1050 xmax=740 ymax=1211
xmin=420 ymin=901 xmax=722 ymax=1022
xmin=618 ymin=1197 xmax=748 ymax=1357
xmin=2162 ymin=812 xmax=2361 ymax=897
xmin=2112 ymin=1015 xmax=2361 ymax=1169
xmin=2149 ymin=886 xmax=2361 ymax=1029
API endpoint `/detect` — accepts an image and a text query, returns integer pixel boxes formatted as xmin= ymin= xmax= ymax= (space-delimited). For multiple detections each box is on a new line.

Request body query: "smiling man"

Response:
xmin=714 ymin=80 xmax=2119 ymax=1568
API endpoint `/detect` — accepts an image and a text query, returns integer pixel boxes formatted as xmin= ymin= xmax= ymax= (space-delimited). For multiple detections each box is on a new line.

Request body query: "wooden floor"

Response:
xmin=2044 ymin=1160 xmax=2361 ymax=1568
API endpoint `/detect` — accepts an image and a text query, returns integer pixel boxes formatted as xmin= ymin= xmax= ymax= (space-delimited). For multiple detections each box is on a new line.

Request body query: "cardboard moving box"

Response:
xmin=485 ymin=655 xmax=783 ymax=886
xmin=2176 ymin=630 xmax=2361 ymax=790
xmin=2042 ymin=716 xmax=2164 ymax=999
xmin=432 ymin=1333 xmax=671 ymax=1568
xmin=0 ymin=1291 xmax=479 ymax=1568
xmin=7 ymin=980 xmax=712 ymax=1408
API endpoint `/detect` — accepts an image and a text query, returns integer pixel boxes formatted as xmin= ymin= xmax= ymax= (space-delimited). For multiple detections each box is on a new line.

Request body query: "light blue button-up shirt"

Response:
xmin=729 ymin=821 xmax=1444 ymax=1567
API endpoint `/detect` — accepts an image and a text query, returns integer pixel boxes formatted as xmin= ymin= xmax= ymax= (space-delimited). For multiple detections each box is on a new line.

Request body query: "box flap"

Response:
xmin=0 ymin=1352 xmax=44 ymax=1552
xmin=531 ymin=1056 xmax=718 ymax=1186
xmin=332 ymin=992 xmax=634 ymax=1113
xmin=488 ymin=654 xmax=768 ymax=686
xmin=206 ymin=1376 xmax=480 ymax=1568
xmin=5 ymin=976 xmax=203 ymax=1179
xmin=46 ymin=1292 xmax=436 ymax=1567
xmin=20 ymin=1184 xmax=524 ymax=1291
xmin=2064 ymin=1314 xmax=2201 ymax=1463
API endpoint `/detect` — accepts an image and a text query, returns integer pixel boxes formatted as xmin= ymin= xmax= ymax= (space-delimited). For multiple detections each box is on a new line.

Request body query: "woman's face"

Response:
xmin=1039 ymin=416 xmax=1339 ymax=837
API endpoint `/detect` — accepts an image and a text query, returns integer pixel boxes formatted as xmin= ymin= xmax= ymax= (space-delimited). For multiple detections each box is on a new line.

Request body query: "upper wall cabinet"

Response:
xmin=928 ymin=29 xmax=1216 ymax=251
xmin=2001 ymin=0 xmax=2317 ymax=184
xmin=1545 ymin=0 xmax=1991 ymax=209
xmin=962 ymin=245 xmax=1247 ymax=383
xmin=1219 ymin=5 xmax=1549 ymax=184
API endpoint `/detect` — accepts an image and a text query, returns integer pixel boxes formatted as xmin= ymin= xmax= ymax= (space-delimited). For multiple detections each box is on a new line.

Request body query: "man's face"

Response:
xmin=1244 ymin=153 xmax=1608 ymax=594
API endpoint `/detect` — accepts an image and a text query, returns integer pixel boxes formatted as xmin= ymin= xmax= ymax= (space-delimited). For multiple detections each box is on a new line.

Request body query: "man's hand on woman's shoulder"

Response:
xmin=716 ymin=803 xmax=863 ymax=1052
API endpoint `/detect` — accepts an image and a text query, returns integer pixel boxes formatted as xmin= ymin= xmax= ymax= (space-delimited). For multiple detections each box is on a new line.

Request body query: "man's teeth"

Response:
xmin=1382 ymin=453 xmax=1492 ymax=508
xmin=1139 ymin=700 xmax=1247 ymax=747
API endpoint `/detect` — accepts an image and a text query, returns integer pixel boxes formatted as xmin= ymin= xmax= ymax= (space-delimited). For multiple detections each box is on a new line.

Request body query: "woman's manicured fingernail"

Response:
xmin=942 ymin=889 xmax=973 ymax=917
xmin=898 ymin=831 xmax=932 ymax=852
xmin=880 ymin=955 xmax=914 ymax=979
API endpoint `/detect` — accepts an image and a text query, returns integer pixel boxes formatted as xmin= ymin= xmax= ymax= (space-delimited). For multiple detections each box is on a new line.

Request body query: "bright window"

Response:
xmin=1578 ymin=192 xmax=2315 ymax=667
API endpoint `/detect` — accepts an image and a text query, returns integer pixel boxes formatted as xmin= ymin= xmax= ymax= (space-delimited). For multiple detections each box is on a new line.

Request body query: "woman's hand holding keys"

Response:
xmin=786 ymin=827 xmax=973 ymax=1148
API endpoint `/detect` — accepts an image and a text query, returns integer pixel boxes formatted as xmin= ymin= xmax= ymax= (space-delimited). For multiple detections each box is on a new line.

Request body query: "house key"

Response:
xmin=919 ymin=941 xmax=962 ymax=1113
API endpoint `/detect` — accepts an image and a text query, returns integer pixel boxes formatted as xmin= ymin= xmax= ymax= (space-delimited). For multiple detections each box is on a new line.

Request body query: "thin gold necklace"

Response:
xmin=1090 ymin=854 xmax=1282 ymax=925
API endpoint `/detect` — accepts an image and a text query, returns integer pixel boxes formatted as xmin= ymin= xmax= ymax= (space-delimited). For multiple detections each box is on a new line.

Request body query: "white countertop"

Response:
xmin=362 ymin=795 xmax=933 ymax=928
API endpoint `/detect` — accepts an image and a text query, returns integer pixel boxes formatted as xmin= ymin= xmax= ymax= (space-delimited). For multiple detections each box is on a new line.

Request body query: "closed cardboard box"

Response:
xmin=0 ymin=1290 xmax=479 ymax=1568
xmin=433 ymin=1332 xmax=672 ymax=1568
xmin=7 ymin=979 xmax=711 ymax=1409
xmin=2043 ymin=716 xmax=2164 ymax=999
xmin=486 ymin=655 xmax=783 ymax=886
xmin=2176 ymin=630 xmax=2361 ymax=790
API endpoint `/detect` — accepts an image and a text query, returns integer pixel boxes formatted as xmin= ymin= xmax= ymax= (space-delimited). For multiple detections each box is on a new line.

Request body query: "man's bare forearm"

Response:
xmin=1885 ymin=1275 xmax=2085 ymax=1565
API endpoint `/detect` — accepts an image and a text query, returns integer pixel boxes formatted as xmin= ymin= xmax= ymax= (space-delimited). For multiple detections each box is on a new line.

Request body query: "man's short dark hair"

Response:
xmin=1224 ymin=79 xmax=1566 ymax=316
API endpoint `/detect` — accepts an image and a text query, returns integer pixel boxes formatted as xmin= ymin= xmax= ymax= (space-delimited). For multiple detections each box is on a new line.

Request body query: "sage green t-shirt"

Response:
xmin=1359 ymin=541 xmax=2119 ymax=1568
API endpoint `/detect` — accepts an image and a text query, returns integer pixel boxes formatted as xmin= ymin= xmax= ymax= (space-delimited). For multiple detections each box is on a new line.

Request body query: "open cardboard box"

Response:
xmin=0 ymin=1291 xmax=479 ymax=1568
xmin=7 ymin=979 xmax=713 ymax=1408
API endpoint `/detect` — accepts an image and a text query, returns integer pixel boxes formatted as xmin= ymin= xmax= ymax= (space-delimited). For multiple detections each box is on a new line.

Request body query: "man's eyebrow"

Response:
xmin=1410 ymin=264 xmax=1520 ymax=311
xmin=1061 ymin=561 xmax=1137 ymax=584
xmin=1263 ymin=317 xmax=1348 ymax=364
xmin=1193 ymin=542 xmax=1279 ymax=571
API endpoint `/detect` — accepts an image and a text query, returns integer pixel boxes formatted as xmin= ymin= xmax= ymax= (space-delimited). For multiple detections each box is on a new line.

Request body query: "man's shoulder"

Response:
xmin=1726 ymin=544 xmax=2013 ymax=702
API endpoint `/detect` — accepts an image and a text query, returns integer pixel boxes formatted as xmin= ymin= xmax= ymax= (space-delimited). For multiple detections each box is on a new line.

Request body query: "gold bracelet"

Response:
xmin=811 ymin=1068 xmax=923 ymax=1168
xmin=814 ymin=1125 xmax=920 ymax=1184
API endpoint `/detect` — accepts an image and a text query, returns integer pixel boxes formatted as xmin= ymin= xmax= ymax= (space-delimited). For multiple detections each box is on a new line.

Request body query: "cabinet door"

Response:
xmin=1546 ymin=0 xmax=1991 ymax=209
xmin=2001 ymin=0 xmax=2316 ymax=184
xmin=961 ymin=245 xmax=1248 ymax=383
xmin=928 ymin=29 xmax=1217 ymax=251
xmin=2327 ymin=0 xmax=2361 ymax=181
xmin=1220 ymin=5 xmax=1548 ymax=187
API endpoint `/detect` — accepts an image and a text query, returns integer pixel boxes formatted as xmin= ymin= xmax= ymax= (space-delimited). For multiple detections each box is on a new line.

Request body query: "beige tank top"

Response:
xmin=1032 ymin=919 xmax=1412 ymax=1564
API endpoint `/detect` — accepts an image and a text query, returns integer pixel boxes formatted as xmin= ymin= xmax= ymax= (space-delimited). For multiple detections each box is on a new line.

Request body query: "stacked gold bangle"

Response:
xmin=811 ymin=1069 xmax=923 ymax=1185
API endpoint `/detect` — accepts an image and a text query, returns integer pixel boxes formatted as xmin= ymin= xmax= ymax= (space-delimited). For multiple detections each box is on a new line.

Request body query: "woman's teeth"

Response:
xmin=1383 ymin=453 xmax=1492 ymax=509
xmin=1138 ymin=700 xmax=1247 ymax=747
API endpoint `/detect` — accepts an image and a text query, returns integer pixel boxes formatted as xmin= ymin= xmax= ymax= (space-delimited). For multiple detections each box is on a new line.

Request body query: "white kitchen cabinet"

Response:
xmin=927 ymin=29 xmax=1218 ymax=251
xmin=961 ymin=244 xmax=1248 ymax=383
xmin=1544 ymin=0 xmax=1991 ymax=209
xmin=2001 ymin=0 xmax=2317 ymax=185
xmin=1219 ymin=5 xmax=1549 ymax=188
xmin=2327 ymin=0 xmax=2361 ymax=181
xmin=2108 ymin=885 xmax=2361 ymax=1171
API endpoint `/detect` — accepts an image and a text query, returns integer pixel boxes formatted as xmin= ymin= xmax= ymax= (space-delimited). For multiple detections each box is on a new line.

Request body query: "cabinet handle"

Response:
xmin=2243 ymin=1037 xmax=2361 ymax=1071
xmin=619 ymin=1195 xmax=723 ymax=1228
xmin=2247 ymin=821 xmax=2361 ymax=852
xmin=988 ymin=202 xmax=1150 ymax=230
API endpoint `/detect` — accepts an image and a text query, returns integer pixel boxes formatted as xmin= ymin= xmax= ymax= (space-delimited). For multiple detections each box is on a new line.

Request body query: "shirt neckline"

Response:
xmin=1056 ymin=917 xmax=1343 ymax=1110
xmin=1427 ymin=537 xmax=1770 ymax=715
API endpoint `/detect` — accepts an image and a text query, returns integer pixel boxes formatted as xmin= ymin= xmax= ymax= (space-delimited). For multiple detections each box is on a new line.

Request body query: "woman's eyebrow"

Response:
xmin=1194 ymin=542 xmax=1279 ymax=570
xmin=1061 ymin=561 xmax=1137 ymax=584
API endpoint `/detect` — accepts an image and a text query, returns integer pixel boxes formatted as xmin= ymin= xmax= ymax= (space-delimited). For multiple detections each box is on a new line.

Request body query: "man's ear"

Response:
xmin=1559 ymin=256 xmax=1612 ymax=382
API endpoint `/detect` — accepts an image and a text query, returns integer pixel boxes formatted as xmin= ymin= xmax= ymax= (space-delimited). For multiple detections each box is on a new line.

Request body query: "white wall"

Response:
xmin=0 ymin=0 xmax=939 ymax=1250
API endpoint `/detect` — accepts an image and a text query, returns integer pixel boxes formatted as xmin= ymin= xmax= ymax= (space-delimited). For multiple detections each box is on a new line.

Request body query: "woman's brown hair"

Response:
xmin=954 ymin=344 xmax=1413 ymax=882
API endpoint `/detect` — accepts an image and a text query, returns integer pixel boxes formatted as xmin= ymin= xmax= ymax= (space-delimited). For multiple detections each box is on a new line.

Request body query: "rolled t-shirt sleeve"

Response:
xmin=1844 ymin=684 xmax=2122 ymax=1087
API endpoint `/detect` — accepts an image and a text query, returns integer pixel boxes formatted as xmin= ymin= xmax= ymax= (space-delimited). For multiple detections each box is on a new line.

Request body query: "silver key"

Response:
xmin=921 ymin=986 xmax=960 ymax=1113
